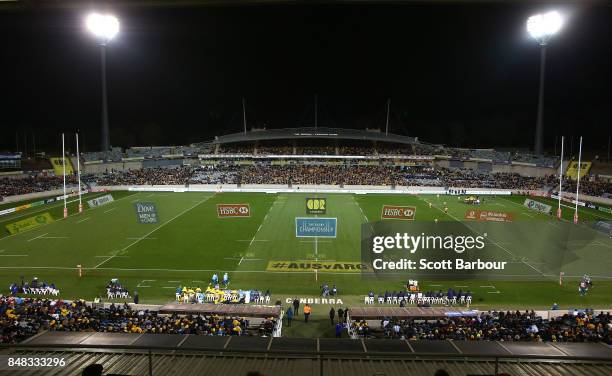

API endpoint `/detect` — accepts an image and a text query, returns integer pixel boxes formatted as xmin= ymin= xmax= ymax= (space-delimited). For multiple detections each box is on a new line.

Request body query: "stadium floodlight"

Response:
xmin=85 ymin=12 xmax=119 ymax=152
xmin=527 ymin=11 xmax=563 ymax=45
xmin=86 ymin=13 xmax=120 ymax=44
xmin=526 ymin=11 xmax=562 ymax=155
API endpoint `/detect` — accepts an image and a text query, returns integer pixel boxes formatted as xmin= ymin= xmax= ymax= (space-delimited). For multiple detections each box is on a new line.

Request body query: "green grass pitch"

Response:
xmin=1 ymin=190 xmax=611 ymax=323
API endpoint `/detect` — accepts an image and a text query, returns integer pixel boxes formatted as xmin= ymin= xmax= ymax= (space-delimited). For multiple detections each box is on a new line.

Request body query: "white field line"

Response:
xmin=296 ymin=259 xmax=336 ymax=262
xmin=0 ymin=265 xmax=608 ymax=278
xmin=126 ymin=237 xmax=158 ymax=240
xmin=420 ymin=197 xmax=545 ymax=277
xmin=104 ymin=207 xmax=117 ymax=214
xmin=238 ymin=256 xmax=244 ymax=265
xmin=94 ymin=194 xmax=214 ymax=269
xmin=76 ymin=217 xmax=91 ymax=224
xmin=94 ymin=255 xmax=129 ymax=258
xmin=27 ymin=233 xmax=48 ymax=242
xmin=0 ymin=192 xmax=140 ymax=243
xmin=593 ymin=241 xmax=612 ymax=249
xmin=300 ymin=240 xmax=332 ymax=243
xmin=499 ymin=195 xmax=612 ymax=235
xmin=236 ymin=239 xmax=269 ymax=242
xmin=40 ymin=236 xmax=69 ymax=240
xmin=136 ymin=279 xmax=155 ymax=288
xmin=244 ymin=195 xmax=278 ymax=251
xmin=0 ymin=191 xmax=112 ymax=225
xmin=0 ymin=254 xmax=28 ymax=257
xmin=224 ymin=257 xmax=262 ymax=261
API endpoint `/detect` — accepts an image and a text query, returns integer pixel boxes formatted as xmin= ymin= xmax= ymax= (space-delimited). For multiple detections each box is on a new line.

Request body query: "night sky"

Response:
xmin=1 ymin=2 xmax=610 ymax=155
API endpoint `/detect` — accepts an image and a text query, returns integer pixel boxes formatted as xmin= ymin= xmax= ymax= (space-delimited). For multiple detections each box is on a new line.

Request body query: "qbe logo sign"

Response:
xmin=381 ymin=205 xmax=416 ymax=221
xmin=306 ymin=198 xmax=326 ymax=214
xmin=217 ymin=204 xmax=251 ymax=218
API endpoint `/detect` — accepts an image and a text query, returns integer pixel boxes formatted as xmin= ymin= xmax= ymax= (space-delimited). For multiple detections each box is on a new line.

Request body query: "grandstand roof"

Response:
xmin=8 ymin=332 xmax=612 ymax=376
xmin=210 ymin=127 xmax=424 ymax=146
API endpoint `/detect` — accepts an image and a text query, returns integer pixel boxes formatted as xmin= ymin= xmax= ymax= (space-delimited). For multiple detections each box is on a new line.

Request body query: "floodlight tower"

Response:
xmin=527 ymin=11 xmax=563 ymax=155
xmin=86 ymin=12 xmax=119 ymax=152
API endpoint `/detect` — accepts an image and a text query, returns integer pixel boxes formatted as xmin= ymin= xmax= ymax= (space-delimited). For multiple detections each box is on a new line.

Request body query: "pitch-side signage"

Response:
xmin=381 ymin=205 xmax=416 ymax=221
xmin=295 ymin=217 xmax=337 ymax=237
xmin=465 ymin=210 xmax=513 ymax=223
xmin=306 ymin=198 xmax=327 ymax=214
xmin=523 ymin=198 xmax=552 ymax=215
xmin=217 ymin=204 xmax=251 ymax=218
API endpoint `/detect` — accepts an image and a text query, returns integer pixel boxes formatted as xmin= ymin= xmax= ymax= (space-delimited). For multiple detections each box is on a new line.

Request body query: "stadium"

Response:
xmin=1 ymin=1 xmax=612 ymax=376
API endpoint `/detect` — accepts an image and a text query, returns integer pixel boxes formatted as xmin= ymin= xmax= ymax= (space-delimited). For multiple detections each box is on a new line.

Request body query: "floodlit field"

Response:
xmin=1 ymin=190 xmax=611 ymax=315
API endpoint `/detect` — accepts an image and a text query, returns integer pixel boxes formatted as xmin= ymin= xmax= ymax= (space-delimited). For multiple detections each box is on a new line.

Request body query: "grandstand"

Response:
xmin=3 ymin=0 xmax=612 ymax=373
xmin=1 ymin=128 xmax=611 ymax=376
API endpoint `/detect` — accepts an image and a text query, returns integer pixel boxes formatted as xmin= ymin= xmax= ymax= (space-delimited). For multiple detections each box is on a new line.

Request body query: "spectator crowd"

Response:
xmin=0 ymin=295 xmax=278 ymax=344
xmin=1 ymin=163 xmax=610 ymax=199
xmin=351 ymin=310 xmax=612 ymax=343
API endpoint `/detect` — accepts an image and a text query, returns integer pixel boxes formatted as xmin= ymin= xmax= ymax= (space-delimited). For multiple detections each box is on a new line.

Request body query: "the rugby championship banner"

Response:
xmin=217 ymin=204 xmax=250 ymax=218
xmin=381 ymin=205 xmax=416 ymax=221
xmin=306 ymin=198 xmax=327 ymax=214
xmin=523 ymin=198 xmax=552 ymax=215
xmin=134 ymin=202 xmax=159 ymax=224
xmin=295 ymin=217 xmax=337 ymax=237
xmin=87 ymin=194 xmax=114 ymax=208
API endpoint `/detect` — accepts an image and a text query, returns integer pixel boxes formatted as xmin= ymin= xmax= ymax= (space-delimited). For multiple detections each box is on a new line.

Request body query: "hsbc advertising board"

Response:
xmin=217 ymin=204 xmax=251 ymax=218
xmin=381 ymin=205 xmax=416 ymax=221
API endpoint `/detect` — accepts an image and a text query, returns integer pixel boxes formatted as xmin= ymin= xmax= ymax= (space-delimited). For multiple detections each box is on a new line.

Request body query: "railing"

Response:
xmin=2 ymin=342 xmax=611 ymax=376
